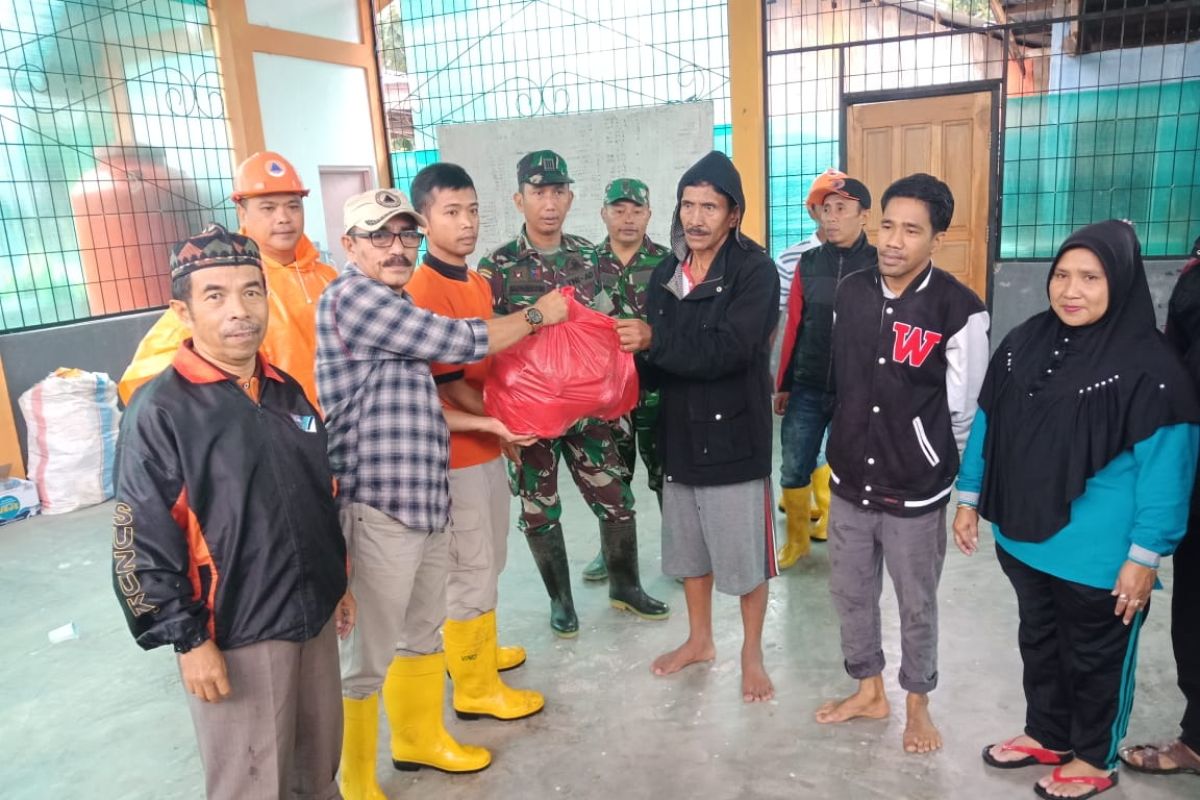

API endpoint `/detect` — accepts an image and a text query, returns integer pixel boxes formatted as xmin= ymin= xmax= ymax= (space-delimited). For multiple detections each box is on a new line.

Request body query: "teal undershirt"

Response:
xmin=957 ymin=409 xmax=1198 ymax=590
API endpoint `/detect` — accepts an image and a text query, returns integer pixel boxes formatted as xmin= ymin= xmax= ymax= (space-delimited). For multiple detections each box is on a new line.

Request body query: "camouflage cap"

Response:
xmin=604 ymin=178 xmax=649 ymax=206
xmin=518 ymin=150 xmax=574 ymax=187
xmin=169 ymin=223 xmax=262 ymax=279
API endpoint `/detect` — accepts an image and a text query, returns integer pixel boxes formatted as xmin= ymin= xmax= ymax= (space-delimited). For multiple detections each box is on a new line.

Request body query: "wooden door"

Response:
xmin=319 ymin=167 xmax=374 ymax=267
xmin=847 ymin=91 xmax=992 ymax=302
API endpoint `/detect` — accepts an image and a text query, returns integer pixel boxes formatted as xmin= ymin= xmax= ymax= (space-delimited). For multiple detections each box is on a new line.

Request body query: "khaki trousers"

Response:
xmin=338 ymin=502 xmax=448 ymax=698
xmin=446 ymin=456 xmax=511 ymax=620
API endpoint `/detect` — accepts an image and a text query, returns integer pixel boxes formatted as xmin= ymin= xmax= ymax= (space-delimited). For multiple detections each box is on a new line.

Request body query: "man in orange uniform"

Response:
xmin=403 ymin=162 xmax=544 ymax=723
xmin=119 ymin=151 xmax=335 ymax=409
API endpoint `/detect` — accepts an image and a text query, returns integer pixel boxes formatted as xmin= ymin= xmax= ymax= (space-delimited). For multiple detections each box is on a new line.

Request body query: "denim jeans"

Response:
xmin=779 ymin=384 xmax=834 ymax=488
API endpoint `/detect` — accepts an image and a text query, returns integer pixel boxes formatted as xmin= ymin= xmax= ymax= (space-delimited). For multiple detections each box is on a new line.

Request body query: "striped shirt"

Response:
xmin=316 ymin=264 xmax=489 ymax=530
xmin=775 ymin=231 xmax=822 ymax=308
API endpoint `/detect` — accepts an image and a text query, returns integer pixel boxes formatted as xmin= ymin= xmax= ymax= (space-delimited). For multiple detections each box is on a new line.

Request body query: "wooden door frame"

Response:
xmin=209 ymin=0 xmax=392 ymax=187
xmin=840 ymin=80 xmax=1002 ymax=308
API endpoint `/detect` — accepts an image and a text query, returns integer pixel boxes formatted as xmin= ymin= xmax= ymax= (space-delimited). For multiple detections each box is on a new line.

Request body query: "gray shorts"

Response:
xmin=661 ymin=477 xmax=778 ymax=596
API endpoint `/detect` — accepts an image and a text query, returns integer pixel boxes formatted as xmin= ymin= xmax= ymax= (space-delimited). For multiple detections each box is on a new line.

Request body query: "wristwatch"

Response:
xmin=524 ymin=306 xmax=544 ymax=333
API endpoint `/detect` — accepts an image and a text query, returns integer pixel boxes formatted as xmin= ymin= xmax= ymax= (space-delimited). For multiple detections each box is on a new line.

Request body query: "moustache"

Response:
xmin=224 ymin=323 xmax=262 ymax=337
xmin=384 ymin=256 xmax=413 ymax=268
xmin=685 ymin=227 xmax=710 ymax=237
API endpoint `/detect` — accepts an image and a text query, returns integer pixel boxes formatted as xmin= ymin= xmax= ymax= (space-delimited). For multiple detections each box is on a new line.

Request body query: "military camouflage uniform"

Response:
xmin=598 ymin=234 xmax=670 ymax=498
xmin=478 ymin=226 xmax=632 ymax=536
xmin=483 ymin=155 xmax=667 ymax=633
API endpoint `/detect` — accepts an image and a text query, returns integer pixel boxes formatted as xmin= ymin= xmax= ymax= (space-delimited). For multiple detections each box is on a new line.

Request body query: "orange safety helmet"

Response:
xmin=805 ymin=168 xmax=848 ymax=213
xmin=231 ymin=151 xmax=310 ymax=201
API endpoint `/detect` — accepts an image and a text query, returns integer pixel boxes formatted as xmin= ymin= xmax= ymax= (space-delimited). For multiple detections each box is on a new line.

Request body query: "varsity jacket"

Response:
xmin=111 ymin=342 xmax=347 ymax=653
xmin=776 ymin=232 xmax=877 ymax=392
xmin=827 ymin=264 xmax=990 ymax=515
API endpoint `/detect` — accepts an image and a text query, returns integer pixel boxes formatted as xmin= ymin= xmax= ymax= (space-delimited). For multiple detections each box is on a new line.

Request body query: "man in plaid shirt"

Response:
xmin=316 ymin=187 xmax=567 ymax=798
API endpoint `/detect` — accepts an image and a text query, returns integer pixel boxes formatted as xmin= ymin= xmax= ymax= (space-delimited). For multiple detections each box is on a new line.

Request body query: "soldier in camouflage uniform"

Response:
xmin=581 ymin=178 xmax=671 ymax=583
xmin=478 ymin=150 xmax=670 ymax=638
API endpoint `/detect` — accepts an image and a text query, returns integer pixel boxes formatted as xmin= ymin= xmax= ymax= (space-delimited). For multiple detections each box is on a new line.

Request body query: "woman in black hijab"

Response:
xmin=953 ymin=220 xmax=1200 ymax=799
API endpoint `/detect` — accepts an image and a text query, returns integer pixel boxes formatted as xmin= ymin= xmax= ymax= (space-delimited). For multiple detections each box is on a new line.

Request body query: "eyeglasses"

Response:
xmin=350 ymin=229 xmax=424 ymax=248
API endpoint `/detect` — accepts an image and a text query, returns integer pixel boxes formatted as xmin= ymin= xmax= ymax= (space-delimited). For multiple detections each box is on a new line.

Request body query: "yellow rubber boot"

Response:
xmin=810 ymin=465 xmax=832 ymax=542
xmin=382 ymin=653 xmax=492 ymax=774
xmin=777 ymin=486 xmax=813 ymax=569
xmin=446 ymin=611 xmax=544 ymax=721
xmin=491 ymin=610 xmax=527 ymax=672
xmin=339 ymin=695 xmax=388 ymax=800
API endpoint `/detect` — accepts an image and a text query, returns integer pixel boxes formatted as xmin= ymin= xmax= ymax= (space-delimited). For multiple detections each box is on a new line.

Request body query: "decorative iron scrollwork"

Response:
xmin=12 ymin=62 xmax=224 ymax=119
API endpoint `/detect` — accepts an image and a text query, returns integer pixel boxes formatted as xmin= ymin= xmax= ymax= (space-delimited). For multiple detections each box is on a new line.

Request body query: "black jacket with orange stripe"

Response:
xmin=111 ymin=342 xmax=347 ymax=653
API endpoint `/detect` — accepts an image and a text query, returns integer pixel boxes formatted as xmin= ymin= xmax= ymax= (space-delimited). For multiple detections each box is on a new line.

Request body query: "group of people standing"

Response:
xmin=109 ymin=147 xmax=680 ymax=799
xmin=774 ymin=167 xmax=1200 ymax=798
xmin=107 ymin=145 xmax=1200 ymax=800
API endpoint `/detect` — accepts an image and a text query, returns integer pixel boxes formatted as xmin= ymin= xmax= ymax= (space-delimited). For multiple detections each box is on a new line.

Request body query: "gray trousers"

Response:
xmin=185 ymin=617 xmax=342 ymax=800
xmin=446 ymin=457 xmax=510 ymax=620
xmin=339 ymin=502 xmax=448 ymax=699
xmin=827 ymin=493 xmax=947 ymax=694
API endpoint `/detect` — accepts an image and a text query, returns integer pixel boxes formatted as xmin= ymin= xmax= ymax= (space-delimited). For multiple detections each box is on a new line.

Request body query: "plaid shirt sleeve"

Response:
xmin=335 ymin=272 xmax=489 ymax=364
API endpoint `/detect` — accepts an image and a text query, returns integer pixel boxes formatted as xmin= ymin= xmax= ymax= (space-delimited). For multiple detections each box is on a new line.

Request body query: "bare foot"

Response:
xmin=1037 ymin=760 xmax=1115 ymax=797
xmin=741 ymin=648 xmax=774 ymax=703
xmin=651 ymin=637 xmax=715 ymax=676
xmin=815 ymin=678 xmax=890 ymax=724
xmin=903 ymin=693 xmax=942 ymax=754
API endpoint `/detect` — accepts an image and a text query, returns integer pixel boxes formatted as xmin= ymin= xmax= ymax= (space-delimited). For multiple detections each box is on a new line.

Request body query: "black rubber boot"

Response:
xmin=581 ymin=550 xmax=608 ymax=582
xmin=524 ymin=523 xmax=579 ymax=637
xmin=601 ymin=519 xmax=670 ymax=620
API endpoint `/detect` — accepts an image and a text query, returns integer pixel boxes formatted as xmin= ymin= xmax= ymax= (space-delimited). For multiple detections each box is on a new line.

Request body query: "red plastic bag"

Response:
xmin=484 ymin=289 xmax=639 ymax=438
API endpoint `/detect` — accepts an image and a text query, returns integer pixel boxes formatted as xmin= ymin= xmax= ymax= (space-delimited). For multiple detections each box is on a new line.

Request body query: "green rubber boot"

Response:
xmin=601 ymin=519 xmax=670 ymax=620
xmin=525 ymin=523 xmax=579 ymax=637
xmin=581 ymin=550 xmax=608 ymax=582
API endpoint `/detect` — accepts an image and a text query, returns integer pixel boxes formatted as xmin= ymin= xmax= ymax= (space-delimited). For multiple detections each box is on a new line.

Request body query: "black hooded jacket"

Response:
xmin=639 ymin=151 xmax=781 ymax=486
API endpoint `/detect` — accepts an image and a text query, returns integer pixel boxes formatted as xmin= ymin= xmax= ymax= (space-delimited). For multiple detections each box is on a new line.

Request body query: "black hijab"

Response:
xmin=977 ymin=220 xmax=1200 ymax=541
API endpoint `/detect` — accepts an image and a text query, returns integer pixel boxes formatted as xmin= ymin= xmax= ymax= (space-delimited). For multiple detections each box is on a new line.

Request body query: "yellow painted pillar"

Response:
xmin=727 ymin=0 xmax=767 ymax=245
xmin=209 ymin=0 xmax=265 ymax=164
xmin=0 ymin=354 xmax=26 ymax=478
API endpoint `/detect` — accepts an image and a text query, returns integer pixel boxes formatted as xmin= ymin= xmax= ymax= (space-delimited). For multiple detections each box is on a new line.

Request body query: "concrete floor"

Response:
xmin=3 ymin=470 xmax=1195 ymax=800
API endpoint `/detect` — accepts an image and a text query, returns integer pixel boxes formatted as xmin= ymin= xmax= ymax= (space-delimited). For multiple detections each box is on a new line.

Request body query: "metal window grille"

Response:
xmin=0 ymin=0 xmax=237 ymax=332
xmin=373 ymin=0 xmax=732 ymax=193
xmin=765 ymin=0 xmax=1200 ymax=262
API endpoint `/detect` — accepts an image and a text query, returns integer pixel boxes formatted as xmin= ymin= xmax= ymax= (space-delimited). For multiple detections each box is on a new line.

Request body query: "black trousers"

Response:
xmin=998 ymin=547 xmax=1149 ymax=770
xmin=1175 ymin=521 xmax=1200 ymax=752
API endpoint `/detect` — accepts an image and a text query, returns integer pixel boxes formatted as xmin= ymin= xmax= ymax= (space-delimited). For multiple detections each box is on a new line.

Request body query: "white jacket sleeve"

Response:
xmin=945 ymin=309 xmax=990 ymax=452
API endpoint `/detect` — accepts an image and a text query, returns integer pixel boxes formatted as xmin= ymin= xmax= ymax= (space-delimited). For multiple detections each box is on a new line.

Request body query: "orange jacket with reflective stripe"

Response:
xmin=118 ymin=235 xmax=336 ymax=410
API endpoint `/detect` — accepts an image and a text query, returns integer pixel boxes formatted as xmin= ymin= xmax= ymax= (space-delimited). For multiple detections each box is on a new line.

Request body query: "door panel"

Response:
xmin=847 ymin=91 xmax=992 ymax=302
xmin=320 ymin=167 xmax=372 ymax=268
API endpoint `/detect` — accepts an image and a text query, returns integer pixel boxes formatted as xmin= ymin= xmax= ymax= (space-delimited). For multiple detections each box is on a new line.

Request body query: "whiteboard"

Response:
xmin=435 ymin=103 xmax=714 ymax=263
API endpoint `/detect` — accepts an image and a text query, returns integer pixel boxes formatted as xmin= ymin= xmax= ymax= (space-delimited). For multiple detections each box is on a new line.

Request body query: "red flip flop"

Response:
xmin=1032 ymin=768 xmax=1118 ymax=800
xmin=982 ymin=737 xmax=1073 ymax=769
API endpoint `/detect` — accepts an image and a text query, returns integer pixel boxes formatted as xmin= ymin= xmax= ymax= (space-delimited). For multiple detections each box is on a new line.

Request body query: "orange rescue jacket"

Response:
xmin=118 ymin=234 xmax=337 ymax=410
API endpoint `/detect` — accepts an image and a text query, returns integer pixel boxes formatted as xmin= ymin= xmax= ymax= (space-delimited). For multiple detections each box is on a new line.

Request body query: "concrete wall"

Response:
xmin=0 ymin=311 xmax=160 ymax=463
xmin=1049 ymin=25 xmax=1200 ymax=90
xmin=990 ymin=258 xmax=1188 ymax=347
